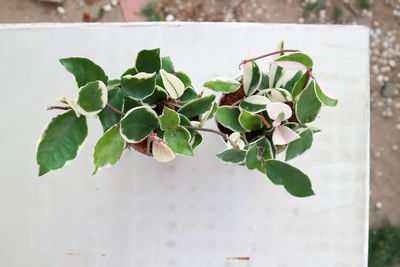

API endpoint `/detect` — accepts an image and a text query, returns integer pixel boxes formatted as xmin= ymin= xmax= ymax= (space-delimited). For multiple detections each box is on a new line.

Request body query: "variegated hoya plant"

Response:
xmin=203 ymin=41 xmax=338 ymax=197
xmin=36 ymin=43 xmax=337 ymax=198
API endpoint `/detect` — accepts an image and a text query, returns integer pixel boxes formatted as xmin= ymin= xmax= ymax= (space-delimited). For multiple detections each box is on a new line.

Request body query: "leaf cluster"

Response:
xmin=37 ymin=49 xmax=215 ymax=176
xmin=36 ymin=42 xmax=338 ymax=199
xmin=203 ymin=41 xmax=338 ymax=197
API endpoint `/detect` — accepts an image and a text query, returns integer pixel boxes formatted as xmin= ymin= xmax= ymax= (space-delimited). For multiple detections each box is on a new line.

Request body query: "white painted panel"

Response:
xmin=0 ymin=22 xmax=369 ymax=267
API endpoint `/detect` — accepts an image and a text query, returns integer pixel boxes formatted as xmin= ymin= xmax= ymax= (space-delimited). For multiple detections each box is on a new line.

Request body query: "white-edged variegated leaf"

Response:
xmin=76 ymin=80 xmax=108 ymax=117
xmin=215 ymin=106 xmax=244 ymax=132
xmin=120 ymin=106 xmax=159 ymax=143
xmin=160 ymin=69 xmax=185 ymax=99
xmin=226 ymin=132 xmax=245 ymax=150
xmin=239 ymin=95 xmax=270 ymax=113
xmin=259 ymin=88 xmax=292 ymax=102
xmin=200 ymin=102 xmax=218 ymax=125
xmin=217 ymin=148 xmax=247 ymax=164
xmin=265 ymin=160 xmax=314 ymax=197
xmin=152 ymin=141 xmax=175 ymax=162
xmin=275 ymin=70 xmax=299 ymax=89
xmin=243 ymin=56 xmax=262 ymax=96
xmin=239 ymin=109 xmax=262 ymax=131
xmin=315 ymin=80 xmax=338 ymax=107
xmin=92 ymin=125 xmax=125 ymax=175
xmin=36 ymin=110 xmax=88 ymax=176
xmin=269 ymin=41 xmax=285 ymax=88
xmin=203 ymin=77 xmax=241 ymax=93
xmin=274 ymin=53 xmax=313 ymax=69
xmin=285 ymin=128 xmax=313 ymax=161
xmin=121 ymin=72 xmax=156 ymax=101
xmin=295 ymin=81 xmax=322 ymax=123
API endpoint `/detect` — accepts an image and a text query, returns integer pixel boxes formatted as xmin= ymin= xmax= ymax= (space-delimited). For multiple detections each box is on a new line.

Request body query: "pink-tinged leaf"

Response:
xmin=315 ymin=79 xmax=338 ymax=107
xmin=270 ymin=61 xmax=307 ymax=71
xmin=272 ymin=125 xmax=300 ymax=145
xmin=272 ymin=120 xmax=281 ymax=127
xmin=152 ymin=141 xmax=175 ymax=162
xmin=266 ymin=102 xmax=292 ymax=121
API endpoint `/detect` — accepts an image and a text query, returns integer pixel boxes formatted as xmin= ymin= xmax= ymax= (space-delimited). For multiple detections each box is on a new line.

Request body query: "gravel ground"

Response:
xmin=0 ymin=0 xmax=398 ymax=226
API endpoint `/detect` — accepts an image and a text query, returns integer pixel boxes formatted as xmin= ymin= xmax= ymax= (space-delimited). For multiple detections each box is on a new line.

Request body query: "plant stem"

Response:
xmin=303 ymin=68 xmax=313 ymax=90
xmin=231 ymin=97 xmax=246 ymax=107
xmin=241 ymin=133 xmax=249 ymax=146
xmin=47 ymin=106 xmax=71 ymax=111
xmin=183 ymin=125 xmax=241 ymax=151
xmin=106 ymin=103 xmax=125 ymax=116
xmin=259 ymin=113 xmax=271 ymax=128
xmin=239 ymin=49 xmax=300 ymax=69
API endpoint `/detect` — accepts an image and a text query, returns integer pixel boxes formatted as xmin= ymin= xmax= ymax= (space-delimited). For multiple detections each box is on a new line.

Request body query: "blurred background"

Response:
xmin=1 ymin=0 xmax=399 ymax=266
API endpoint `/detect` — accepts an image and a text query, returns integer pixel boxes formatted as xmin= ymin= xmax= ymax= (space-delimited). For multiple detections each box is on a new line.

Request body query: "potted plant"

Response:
xmin=36 ymin=43 xmax=338 ymax=199
xmin=203 ymin=41 xmax=338 ymax=197
xmin=36 ymin=48 xmax=221 ymax=175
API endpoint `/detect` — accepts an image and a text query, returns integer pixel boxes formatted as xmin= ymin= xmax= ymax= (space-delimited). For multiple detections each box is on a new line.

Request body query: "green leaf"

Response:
xmin=164 ymin=125 xmax=193 ymax=156
xmin=98 ymin=87 xmax=124 ymax=132
xmin=123 ymin=97 xmax=142 ymax=113
xmin=259 ymin=72 xmax=270 ymax=90
xmin=291 ymin=71 xmax=309 ymax=100
xmin=142 ymin=85 xmax=168 ymax=107
xmin=245 ymin=137 xmax=273 ymax=173
xmin=178 ymin=87 xmax=198 ymax=102
xmin=201 ymin=102 xmax=218 ymax=124
xmin=315 ymin=82 xmax=338 ymax=107
xmin=243 ymin=61 xmax=262 ymax=96
xmin=108 ymin=79 xmax=121 ymax=88
xmin=283 ymin=71 xmax=303 ymax=93
xmin=120 ymin=106 xmax=159 ymax=143
xmin=192 ymin=132 xmax=203 ymax=149
xmin=203 ymin=78 xmax=241 ymax=93
xmin=160 ymin=69 xmax=185 ymax=99
xmin=177 ymin=94 xmax=215 ymax=118
xmin=161 ymin=56 xmax=174 ymax=73
xmin=175 ymin=71 xmax=192 ymax=88
xmin=121 ymin=72 xmax=156 ymax=100
xmin=275 ymin=53 xmax=313 ymax=69
xmin=121 ymin=67 xmax=138 ymax=77
xmin=160 ymin=107 xmax=180 ymax=130
xmin=76 ymin=80 xmax=108 ymax=116
xmin=251 ymin=136 xmax=273 ymax=160
xmin=36 ymin=110 xmax=88 ymax=176
xmin=245 ymin=144 xmax=261 ymax=170
xmin=239 ymin=95 xmax=270 ymax=113
xmin=285 ymin=128 xmax=313 ymax=161
xmin=269 ymin=41 xmax=285 ymax=88
xmin=135 ymin=48 xmax=161 ymax=73
xmin=265 ymin=160 xmax=314 ymax=197
xmin=239 ymin=109 xmax=262 ymax=131
xmin=93 ymin=126 xmax=125 ymax=175
xmin=215 ymin=106 xmax=244 ymax=132
xmin=217 ymin=148 xmax=247 ymax=164
xmin=59 ymin=57 xmax=108 ymax=88
xmin=295 ymin=81 xmax=322 ymax=123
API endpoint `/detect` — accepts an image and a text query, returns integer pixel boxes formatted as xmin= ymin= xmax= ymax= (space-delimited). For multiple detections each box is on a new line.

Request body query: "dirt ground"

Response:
xmin=0 ymin=0 xmax=399 ymax=227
